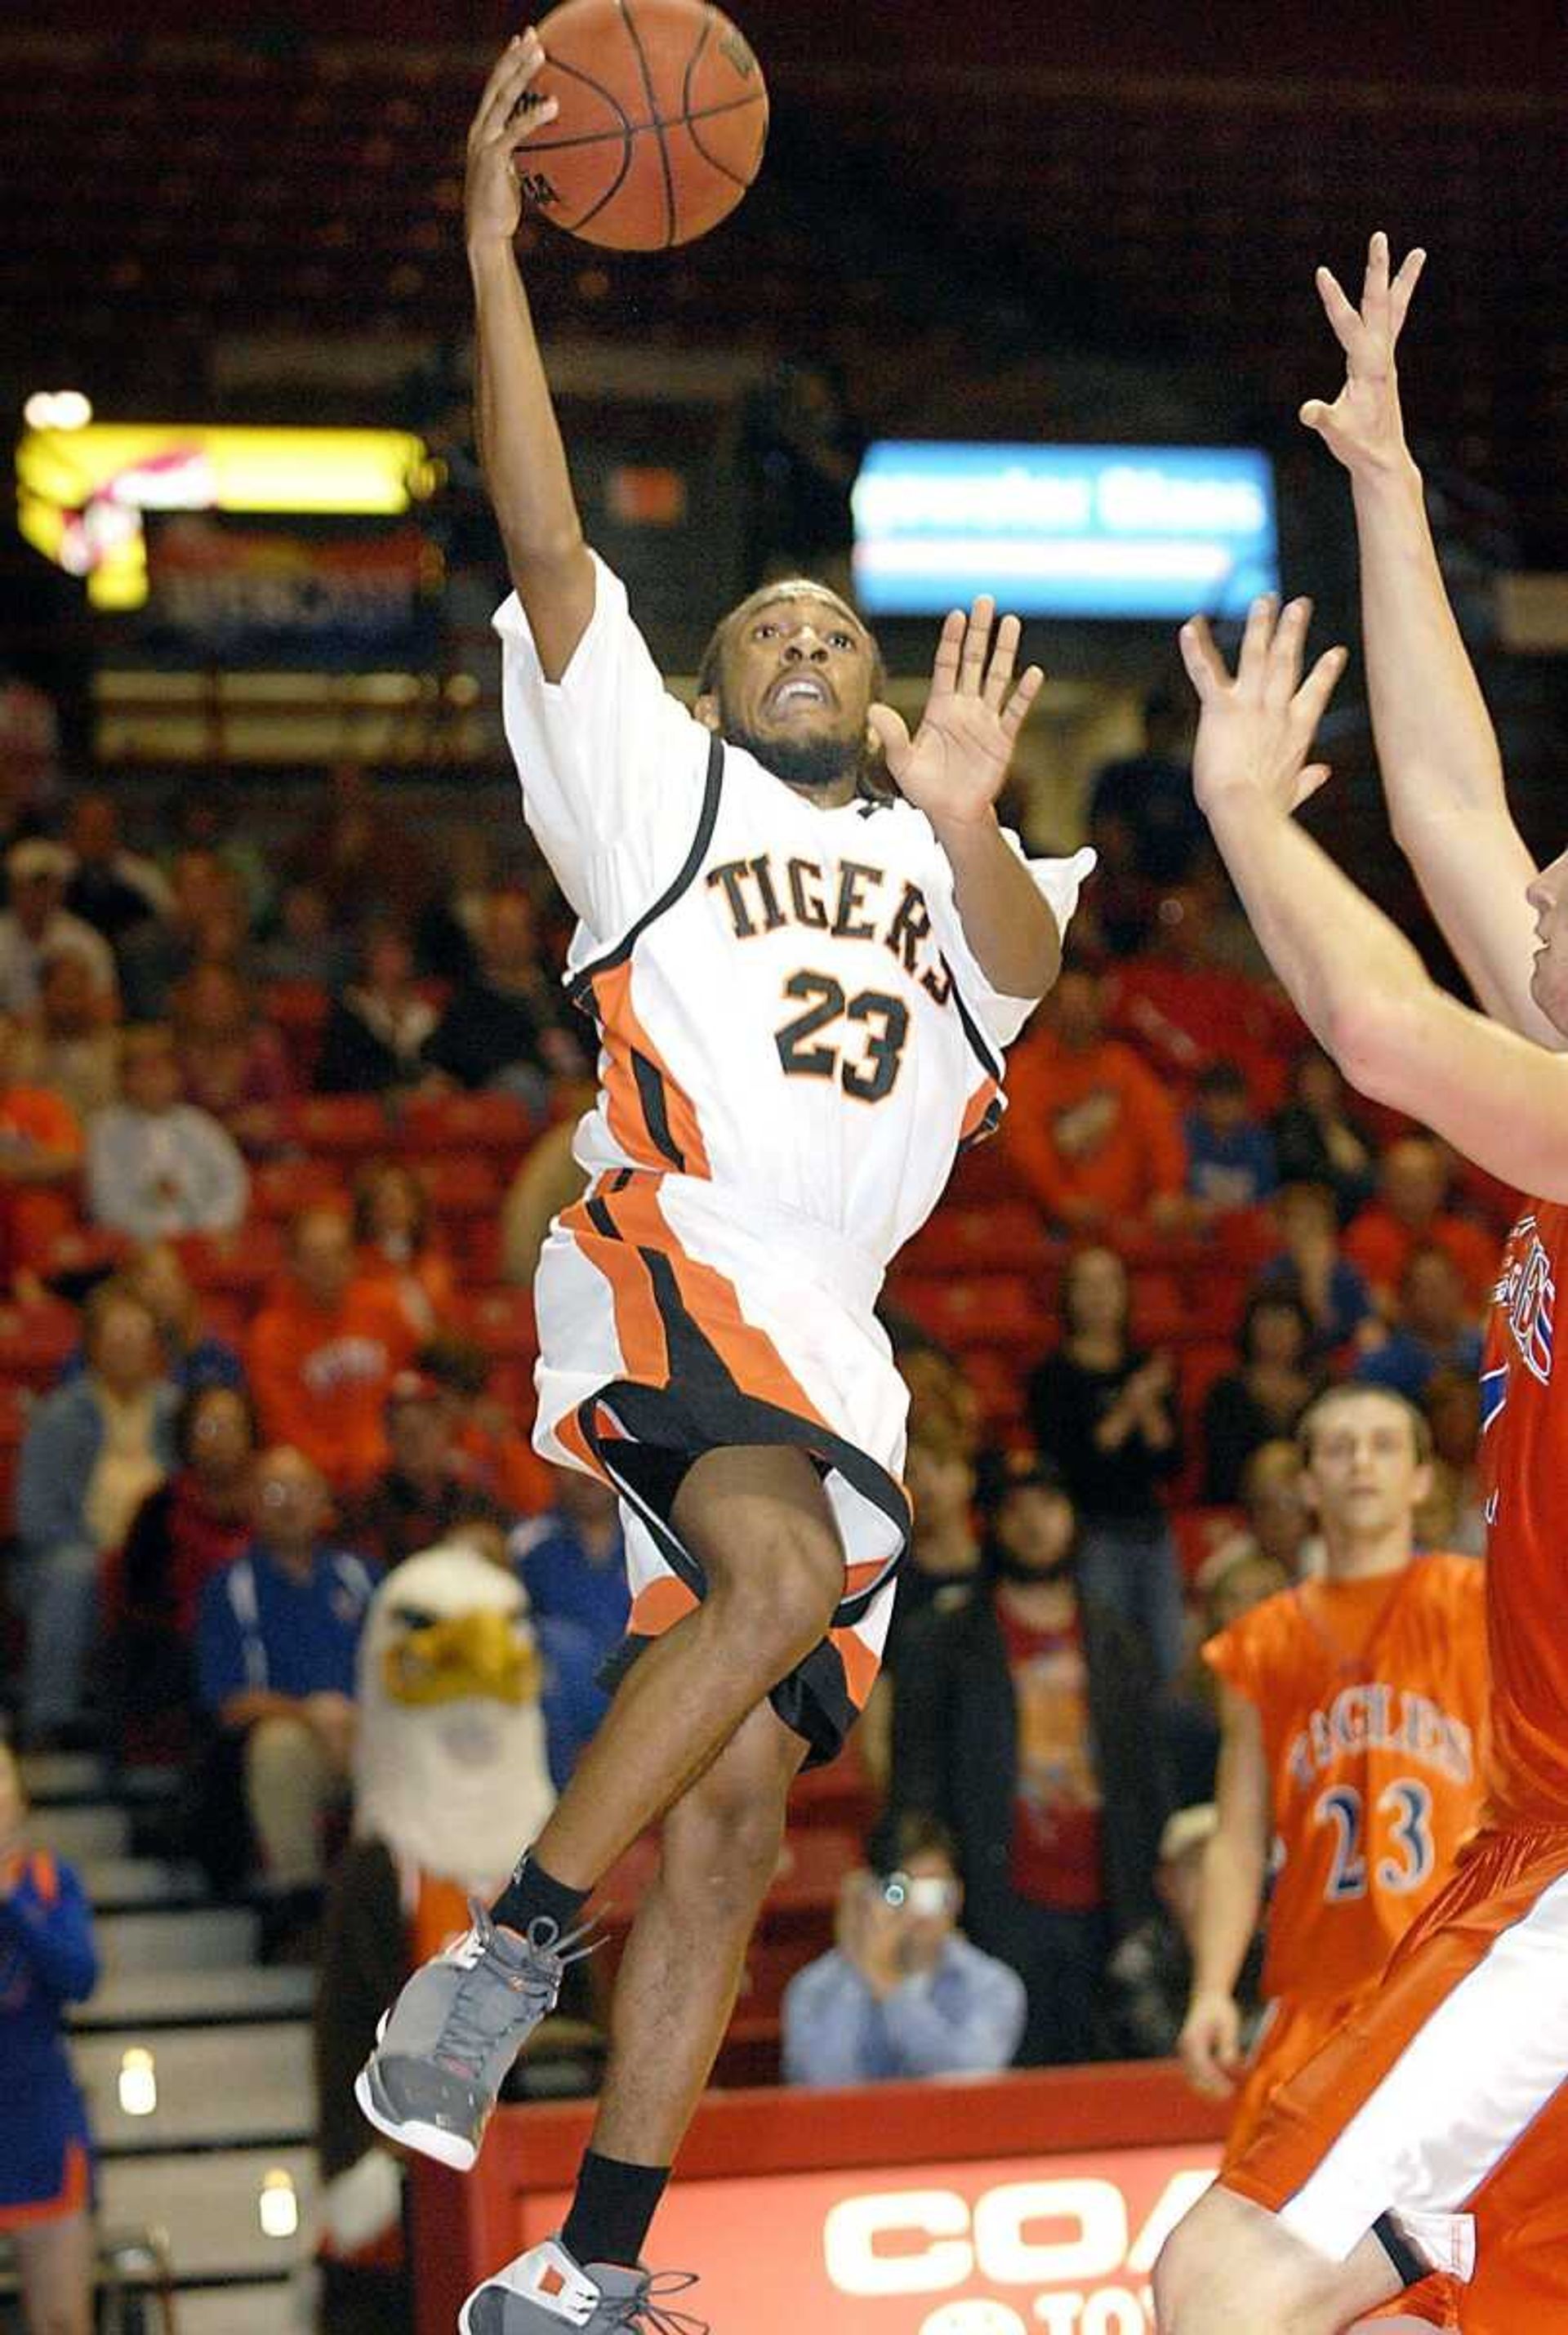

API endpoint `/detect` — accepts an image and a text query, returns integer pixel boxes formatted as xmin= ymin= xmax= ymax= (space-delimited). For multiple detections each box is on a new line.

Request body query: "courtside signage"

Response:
xmin=853 ymin=443 xmax=1279 ymax=621
xmin=524 ymin=2146 xmax=1218 ymax=2331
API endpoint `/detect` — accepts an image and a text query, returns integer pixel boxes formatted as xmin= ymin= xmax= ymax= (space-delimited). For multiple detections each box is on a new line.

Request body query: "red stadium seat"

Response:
xmin=464 ymin=1287 xmax=540 ymax=1364
xmin=399 ymin=1090 xmax=534 ymax=1161
xmin=178 ymin=1227 xmax=286 ymax=1300
xmin=898 ymin=1201 xmax=1059 ymax=1279
xmin=1169 ymin=1504 xmax=1245 ymax=1584
xmin=961 ymin=1344 xmax=1033 ymax=1440
xmin=249 ymin=1156 xmax=344 ymax=1221
xmin=889 ymin=1273 xmax=1051 ymax=1356
xmin=1129 ymin=1268 xmax=1185 ymax=1346
xmin=0 ymin=1300 xmax=79 ymax=1393
xmin=261 ymin=981 xmax=330 ymax=1085
xmin=412 ymin=1153 xmax=500 ymax=1220
xmin=285 ymin=1095 xmax=390 ymax=1160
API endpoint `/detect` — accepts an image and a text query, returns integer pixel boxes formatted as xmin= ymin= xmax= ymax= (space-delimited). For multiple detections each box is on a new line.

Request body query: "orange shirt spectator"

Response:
xmin=247 ymin=1205 xmax=416 ymax=1494
xmin=1343 ymin=1135 xmax=1499 ymax=1315
xmin=353 ymin=1160 xmax=457 ymax=1341
xmin=0 ymin=1012 xmax=85 ymax=1276
xmin=1005 ymin=969 xmax=1187 ymax=1233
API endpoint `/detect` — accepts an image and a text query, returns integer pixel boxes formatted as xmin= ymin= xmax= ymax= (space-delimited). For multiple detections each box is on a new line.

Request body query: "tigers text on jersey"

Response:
xmin=1480 ymin=1200 xmax=1568 ymax=1826
xmin=495 ymin=555 xmax=1094 ymax=1269
xmin=1205 ymin=1556 xmax=1488 ymax=2007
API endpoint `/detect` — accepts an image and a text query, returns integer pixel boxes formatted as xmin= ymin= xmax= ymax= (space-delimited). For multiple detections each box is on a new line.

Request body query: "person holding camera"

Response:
xmin=781 ymin=1814 xmax=1025 ymax=2086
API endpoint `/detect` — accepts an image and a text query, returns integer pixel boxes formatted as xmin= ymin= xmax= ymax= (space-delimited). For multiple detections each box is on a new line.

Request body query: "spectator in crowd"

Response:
xmin=195 ymin=1445 xmax=380 ymax=1946
xmin=169 ymin=963 xmax=294 ymax=1156
xmin=119 ymin=848 xmax=243 ymax=1022
xmin=104 ymin=1383 xmax=258 ymax=1760
xmin=1099 ymin=1803 xmax=1261 ymax=2062
xmin=889 ymin=1416 xmax=984 ymax=1653
xmin=0 ymin=1008 xmax=85 ymax=1281
xmin=509 ymin=1463 xmax=628 ymax=1675
xmin=1184 ymin=1059 xmax=1276 ymax=1223
xmin=166 ymin=780 xmax=274 ymax=932
xmin=501 ymin=1119 xmax=590 ymax=1287
xmin=1165 ymin=1459 xmax=1305 ymax=1805
xmin=1209 ymin=1441 xmax=1320 ymax=1585
xmin=0 ymin=1740 xmax=100 ymax=2335
xmin=1344 ymin=1133 xmax=1499 ymax=1316
xmin=1254 ymin=1180 xmax=1375 ymax=1361
xmin=1355 ymin=1243 xmax=1484 ymax=1404
xmin=0 ymin=840 xmax=115 ymax=1018
xmin=353 ymin=1159 xmax=456 ymax=1339
xmin=14 ymin=949 xmax=120 ymax=1124
xmin=1200 ymin=1291 xmax=1319 ymax=1506
xmin=314 ymin=921 xmax=439 ymax=1097
xmin=121 ymin=1239 xmax=245 ymax=1393
xmin=1419 ymin=1367 xmax=1486 ymax=1557
xmin=737 ymin=358 xmax=865 ymax=597
xmin=425 ymin=887 xmax=586 ymax=1107
xmin=1268 ymin=1047 xmax=1379 ymax=1223
xmin=782 ymin=1815 xmax=1026 ymax=2086
xmin=16 ymin=1280 xmax=179 ymax=1745
xmin=1086 ymin=685 xmax=1205 ymax=954
xmin=252 ymin=880 xmax=354 ymax=991
xmin=247 ymin=1206 xmax=416 ymax=1495
xmin=62 ymin=791 xmax=171 ymax=943
xmin=1027 ymin=1245 xmax=1185 ymax=1683
xmin=416 ymin=1330 xmax=553 ymax=1518
xmin=350 ymin=1370 xmax=510 ymax=1570
xmin=87 ymin=1023 xmax=249 ymax=1241
xmin=289 ymin=762 xmax=430 ymax=933
xmin=891 ymin=1454 xmax=1169 ymax=2065
xmin=893 ymin=1329 xmax=982 ymax=1463
xmin=1005 ymin=966 xmax=1187 ymax=1237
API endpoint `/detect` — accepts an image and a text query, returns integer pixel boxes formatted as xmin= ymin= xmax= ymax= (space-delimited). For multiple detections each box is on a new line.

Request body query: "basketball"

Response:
xmin=520 ymin=0 xmax=768 ymax=251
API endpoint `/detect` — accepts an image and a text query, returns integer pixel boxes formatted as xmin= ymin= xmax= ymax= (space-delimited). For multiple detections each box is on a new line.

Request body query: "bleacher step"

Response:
xmin=32 ymin=1803 xmax=129 ymax=1860
xmin=75 ymin=2024 xmax=314 ymax=2154
xmin=79 ymin=1855 xmax=208 ymax=1910
xmin=96 ymin=1905 xmax=258 ymax=1972
xmin=98 ymin=2148 xmax=316 ymax=2280
xmin=173 ymin=2285 xmax=295 ymax=2335
xmin=74 ymin=1964 xmax=314 ymax=2032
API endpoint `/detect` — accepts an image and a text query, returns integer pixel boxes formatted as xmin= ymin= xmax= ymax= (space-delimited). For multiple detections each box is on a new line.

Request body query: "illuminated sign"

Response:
xmin=853 ymin=443 xmax=1279 ymax=621
xmin=523 ymin=2146 xmax=1218 ymax=2332
xmin=16 ymin=423 xmax=437 ymax=610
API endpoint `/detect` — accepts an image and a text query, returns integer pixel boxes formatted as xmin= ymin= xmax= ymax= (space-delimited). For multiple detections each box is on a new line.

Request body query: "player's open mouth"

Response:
xmin=765 ymin=674 xmax=835 ymax=715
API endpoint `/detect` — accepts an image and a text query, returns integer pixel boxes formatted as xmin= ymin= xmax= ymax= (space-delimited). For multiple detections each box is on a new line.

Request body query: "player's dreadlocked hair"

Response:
xmin=697 ymin=581 xmax=895 ymax=804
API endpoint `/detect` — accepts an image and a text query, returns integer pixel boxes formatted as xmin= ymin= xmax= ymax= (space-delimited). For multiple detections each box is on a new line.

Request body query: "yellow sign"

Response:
xmin=17 ymin=423 xmax=438 ymax=609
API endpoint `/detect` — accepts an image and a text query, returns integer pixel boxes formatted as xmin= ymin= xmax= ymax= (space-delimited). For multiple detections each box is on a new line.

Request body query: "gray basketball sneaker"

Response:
xmin=354 ymin=1904 xmax=590 ymax=2172
xmin=459 ymin=2239 xmax=706 ymax=2333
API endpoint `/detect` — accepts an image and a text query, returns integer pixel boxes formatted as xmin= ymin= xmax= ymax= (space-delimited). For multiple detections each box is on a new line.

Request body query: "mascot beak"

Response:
xmin=382 ymin=1610 xmax=539 ymax=1708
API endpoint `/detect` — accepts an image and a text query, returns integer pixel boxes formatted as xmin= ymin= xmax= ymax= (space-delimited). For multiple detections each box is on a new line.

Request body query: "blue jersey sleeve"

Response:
xmin=2 ymin=1856 xmax=99 ymax=2005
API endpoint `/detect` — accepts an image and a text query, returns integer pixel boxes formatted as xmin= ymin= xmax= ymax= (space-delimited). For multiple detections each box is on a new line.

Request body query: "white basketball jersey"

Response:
xmin=496 ymin=555 xmax=1092 ymax=1271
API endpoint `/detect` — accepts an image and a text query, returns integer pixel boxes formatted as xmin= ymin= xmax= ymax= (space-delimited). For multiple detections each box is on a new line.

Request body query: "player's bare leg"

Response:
xmin=359 ymin=1442 xmax=848 ymax=2170
xmin=1154 ymin=2186 xmax=1403 ymax=2333
xmin=527 ymin=1443 xmax=842 ymax=1885
xmin=589 ymin=1694 xmax=807 ymax=2163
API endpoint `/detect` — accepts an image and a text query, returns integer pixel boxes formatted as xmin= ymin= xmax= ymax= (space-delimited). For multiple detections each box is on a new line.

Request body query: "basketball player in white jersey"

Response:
xmin=356 ymin=36 xmax=1094 ymax=2333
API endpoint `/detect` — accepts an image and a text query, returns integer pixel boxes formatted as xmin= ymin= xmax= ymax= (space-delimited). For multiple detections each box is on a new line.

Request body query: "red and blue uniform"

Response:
xmin=0 ymin=1851 xmax=97 ymax=2226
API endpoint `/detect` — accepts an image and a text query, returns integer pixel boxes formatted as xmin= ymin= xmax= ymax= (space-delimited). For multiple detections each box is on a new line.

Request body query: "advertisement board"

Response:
xmin=138 ymin=515 xmax=440 ymax=668
xmin=519 ymin=2146 xmax=1216 ymax=2332
xmin=853 ymin=443 xmax=1279 ymax=621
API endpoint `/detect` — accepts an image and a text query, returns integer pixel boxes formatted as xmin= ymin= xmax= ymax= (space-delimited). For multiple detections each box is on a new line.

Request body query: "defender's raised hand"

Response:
xmin=1300 ymin=229 xmax=1427 ymax=476
xmin=466 ymin=29 xmax=560 ymax=247
xmin=1180 ymin=596 xmax=1347 ymax=822
xmin=868 ymin=598 xmax=1044 ymax=828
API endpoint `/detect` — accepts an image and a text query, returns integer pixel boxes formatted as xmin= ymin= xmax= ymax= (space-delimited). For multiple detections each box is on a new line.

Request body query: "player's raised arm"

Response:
xmin=1180 ymin=594 xmax=1568 ymax=1202
xmin=1180 ymin=1686 xmax=1269 ymax=2099
xmin=466 ymin=31 xmax=595 ymax=679
xmin=1303 ymin=231 xmax=1559 ymax=1047
xmin=870 ymin=599 xmax=1064 ymax=1002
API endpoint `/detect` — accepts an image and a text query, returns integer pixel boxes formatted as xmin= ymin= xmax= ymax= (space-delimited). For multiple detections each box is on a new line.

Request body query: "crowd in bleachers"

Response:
xmin=0 ymin=729 xmax=1509 ymax=2090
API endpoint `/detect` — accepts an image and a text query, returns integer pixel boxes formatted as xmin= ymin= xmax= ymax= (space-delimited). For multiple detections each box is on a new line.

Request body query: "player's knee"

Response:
xmin=710 ymin=1523 xmax=840 ymax=1669
xmin=1153 ymin=2196 xmax=1327 ymax=2335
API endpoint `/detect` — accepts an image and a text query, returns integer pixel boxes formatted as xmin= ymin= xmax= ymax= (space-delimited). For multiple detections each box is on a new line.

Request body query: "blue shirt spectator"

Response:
xmin=782 ymin=1822 xmax=1026 ymax=2086
xmin=198 ymin=1535 xmax=380 ymax=1711
xmin=1354 ymin=1244 xmax=1485 ymax=1406
xmin=510 ymin=1468 xmax=629 ymax=1673
xmin=0 ymin=1745 xmax=99 ymax=2234
xmin=1184 ymin=1062 xmax=1276 ymax=1218
xmin=533 ymin=1611 xmax=611 ymax=1792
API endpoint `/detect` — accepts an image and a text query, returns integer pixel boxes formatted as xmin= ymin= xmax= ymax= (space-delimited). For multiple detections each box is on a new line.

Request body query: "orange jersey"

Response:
xmin=1479 ymin=1201 xmax=1568 ymax=1825
xmin=1205 ymin=1555 xmax=1488 ymax=2006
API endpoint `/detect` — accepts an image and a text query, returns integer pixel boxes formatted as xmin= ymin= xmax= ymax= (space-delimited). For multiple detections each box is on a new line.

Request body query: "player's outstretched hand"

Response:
xmin=1300 ymin=229 xmax=1426 ymax=476
xmin=868 ymin=599 xmax=1043 ymax=829
xmin=466 ymin=29 xmax=561 ymax=247
xmin=1178 ymin=1990 xmax=1243 ymax=2099
xmin=1180 ymin=595 xmax=1347 ymax=825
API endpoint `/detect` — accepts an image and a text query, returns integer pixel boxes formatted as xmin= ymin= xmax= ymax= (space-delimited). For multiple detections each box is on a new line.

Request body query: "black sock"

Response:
xmin=488 ymin=1854 xmax=589 ymax=1941
xmin=563 ymin=2150 xmax=671 ymax=2270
